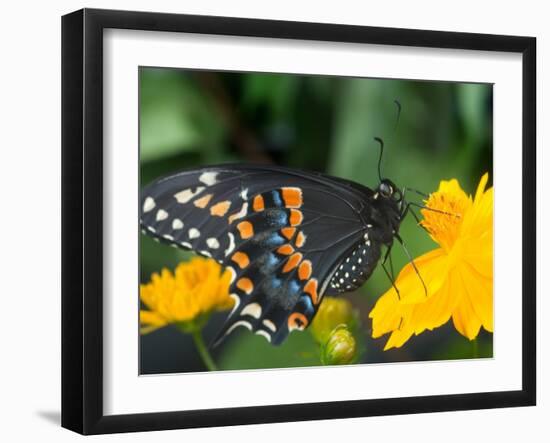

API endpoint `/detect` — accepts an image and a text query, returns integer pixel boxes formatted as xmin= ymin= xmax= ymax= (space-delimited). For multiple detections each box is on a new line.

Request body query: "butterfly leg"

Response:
xmin=394 ymin=233 xmax=428 ymax=298
xmin=382 ymin=262 xmax=401 ymax=300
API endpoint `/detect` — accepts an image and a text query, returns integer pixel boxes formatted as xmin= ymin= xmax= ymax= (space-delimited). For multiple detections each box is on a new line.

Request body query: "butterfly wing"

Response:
xmin=140 ymin=164 xmax=369 ymax=345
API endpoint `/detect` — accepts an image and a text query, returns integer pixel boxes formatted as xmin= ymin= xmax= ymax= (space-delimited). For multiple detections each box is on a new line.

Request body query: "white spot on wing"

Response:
xmin=180 ymin=241 xmax=192 ymax=249
xmin=256 ymin=330 xmax=271 ymax=342
xmin=241 ymin=303 xmax=262 ymax=319
xmin=227 ymin=267 xmax=237 ymax=284
xmin=156 ymin=209 xmax=168 ymax=221
xmin=230 ymin=202 xmax=248 ymax=223
xmin=163 ymin=234 xmax=174 ymax=241
xmin=262 ymin=319 xmax=276 ymax=332
xmin=174 ymin=186 xmax=205 ymax=204
xmin=143 ymin=197 xmax=155 ymax=213
xmin=188 ymin=228 xmax=200 ymax=239
xmin=199 ymin=171 xmax=218 ymax=186
xmin=225 ymin=320 xmax=252 ymax=336
xmin=200 ymin=250 xmax=212 ymax=257
xmin=172 ymin=218 xmax=184 ymax=230
xmin=206 ymin=238 xmax=220 ymax=249
xmin=229 ymin=292 xmax=240 ymax=316
xmin=240 ymin=188 xmax=248 ymax=200
xmin=224 ymin=232 xmax=235 ymax=256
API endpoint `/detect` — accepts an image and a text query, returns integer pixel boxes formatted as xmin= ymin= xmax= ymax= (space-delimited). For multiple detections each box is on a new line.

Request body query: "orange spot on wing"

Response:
xmin=277 ymin=244 xmax=295 ymax=255
xmin=281 ymin=187 xmax=303 ymax=208
xmin=298 ymin=260 xmax=312 ymax=280
xmin=253 ymin=195 xmax=265 ymax=212
xmin=210 ymin=201 xmax=231 ymax=216
xmin=295 ymin=231 xmax=306 ymax=247
xmin=304 ymin=279 xmax=319 ymax=304
xmin=288 ymin=312 xmax=308 ymax=331
xmin=231 ymin=251 xmax=250 ymax=269
xmin=289 ymin=209 xmax=303 ymax=226
xmin=237 ymin=221 xmax=254 ymax=239
xmin=281 ymin=227 xmax=296 ymax=240
xmin=193 ymin=193 xmax=213 ymax=208
xmin=282 ymin=252 xmax=302 ymax=273
xmin=236 ymin=277 xmax=254 ymax=295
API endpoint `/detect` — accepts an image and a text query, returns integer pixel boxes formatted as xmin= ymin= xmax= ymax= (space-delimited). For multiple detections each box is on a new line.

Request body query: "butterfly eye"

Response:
xmin=379 ymin=182 xmax=393 ymax=198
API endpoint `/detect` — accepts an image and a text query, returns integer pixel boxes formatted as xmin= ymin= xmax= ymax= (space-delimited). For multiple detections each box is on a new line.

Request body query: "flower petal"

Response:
xmin=451 ymin=273 xmax=482 ymax=340
xmin=459 ymin=263 xmax=493 ymax=332
xmin=408 ymin=269 xmax=460 ymax=334
xmin=397 ymin=249 xmax=448 ymax=304
xmin=384 ymin=326 xmax=415 ymax=350
xmin=369 ymin=290 xmax=402 ymax=338
xmin=139 ymin=309 xmax=168 ymax=334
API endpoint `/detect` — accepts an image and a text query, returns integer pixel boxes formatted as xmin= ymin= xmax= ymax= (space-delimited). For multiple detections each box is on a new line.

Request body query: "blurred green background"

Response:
xmin=139 ymin=67 xmax=493 ymax=374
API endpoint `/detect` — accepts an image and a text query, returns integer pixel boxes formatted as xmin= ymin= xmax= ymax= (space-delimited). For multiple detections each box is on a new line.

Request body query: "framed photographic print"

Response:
xmin=61 ymin=8 xmax=536 ymax=435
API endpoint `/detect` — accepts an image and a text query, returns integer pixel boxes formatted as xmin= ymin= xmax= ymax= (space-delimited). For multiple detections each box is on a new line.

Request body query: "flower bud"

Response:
xmin=310 ymin=296 xmax=356 ymax=344
xmin=321 ymin=325 xmax=357 ymax=365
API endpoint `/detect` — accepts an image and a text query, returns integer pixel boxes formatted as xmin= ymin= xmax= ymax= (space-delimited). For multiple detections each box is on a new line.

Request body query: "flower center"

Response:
xmin=420 ymin=188 xmax=470 ymax=251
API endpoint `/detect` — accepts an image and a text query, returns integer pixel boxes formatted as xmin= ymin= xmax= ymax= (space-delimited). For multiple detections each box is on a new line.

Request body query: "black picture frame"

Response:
xmin=61 ymin=8 xmax=536 ymax=435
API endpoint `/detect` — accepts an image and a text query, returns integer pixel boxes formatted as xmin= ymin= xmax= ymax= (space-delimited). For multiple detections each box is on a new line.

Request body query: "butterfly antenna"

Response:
xmin=374 ymin=137 xmax=384 ymax=182
xmin=393 ymin=99 xmax=402 ymax=131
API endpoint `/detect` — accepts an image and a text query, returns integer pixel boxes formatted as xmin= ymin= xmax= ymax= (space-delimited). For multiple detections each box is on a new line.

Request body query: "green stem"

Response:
xmin=472 ymin=338 xmax=479 ymax=359
xmin=192 ymin=330 xmax=218 ymax=371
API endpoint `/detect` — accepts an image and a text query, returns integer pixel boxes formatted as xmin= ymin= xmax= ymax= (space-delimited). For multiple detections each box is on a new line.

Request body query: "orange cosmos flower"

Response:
xmin=140 ymin=257 xmax=233 ymax=334
xmin=369 ymin=173 xmax=493 ymax=350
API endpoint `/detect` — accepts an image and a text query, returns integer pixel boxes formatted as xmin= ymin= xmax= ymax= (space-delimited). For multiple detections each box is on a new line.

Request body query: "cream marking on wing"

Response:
xmin=225 ymin=320 xmax=252 ymax=336
xmin=172 ymin=218 xmax=184 ymax=230
xmin=199 ymin=171 xmax=218 ymax=186
xmin=163 ymin=234 xmax=174 ymax=241
xmin=188 ymin=228 xmax=200 ymax=239
xmin=229 ymin=292 xmax=240 ymax=315
xmin=174 ymin=186 xmax=205 ymax=204
xmin=240 ymin=188 xmax=249 ymax=200
xmin=206 ymin=238 xmax=220 ymax=249
xmin=262 ymin=319 xmax=276 ymax=332
xmin=143 ymin=197 xmax=156 ymax=213
xmin=224 ymin=232 xmax=236 ymax=256
xmin=241 ymin=303 xmax=262 ymax=319
xmin=229 ymin=202 xmax=248 ymax=223
xmin=156 ymin=209 xmax=169 ymax=221
xmin=180 ymin=241 xmax=192 ymax=248
xmin=200 ymin=250 xmax=212 ymax=257
xmin=227 ymin=267 xmax=237 ymax=284
xmin=256 ymin=330 xmax=271 ymax=342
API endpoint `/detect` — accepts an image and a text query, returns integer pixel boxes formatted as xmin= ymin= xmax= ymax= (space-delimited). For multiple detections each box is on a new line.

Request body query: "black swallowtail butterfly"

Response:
xmin=140 ymin=151 xmax=423 ymax=346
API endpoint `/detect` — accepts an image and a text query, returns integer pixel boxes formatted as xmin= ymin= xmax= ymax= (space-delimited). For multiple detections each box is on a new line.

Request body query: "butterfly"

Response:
xmin=140 ymin=159 xmax=412 ymax=346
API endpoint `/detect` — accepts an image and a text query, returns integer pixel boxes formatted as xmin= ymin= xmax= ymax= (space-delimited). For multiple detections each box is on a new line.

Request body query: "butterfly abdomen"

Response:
xmin=327 ymin=230 xmax=382 ymax=294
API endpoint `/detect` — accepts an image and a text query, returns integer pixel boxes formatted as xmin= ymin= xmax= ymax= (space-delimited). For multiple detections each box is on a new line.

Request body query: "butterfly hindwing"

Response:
xmin=140 ymin=164 xmax=370 ymax=344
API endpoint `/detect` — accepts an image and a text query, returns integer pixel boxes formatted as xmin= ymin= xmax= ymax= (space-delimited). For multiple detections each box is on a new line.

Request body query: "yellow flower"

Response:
xmin=369 ymin=173 xmax=493 ymax=350
xmin=140 ymin=257 xmax=233 ymax=334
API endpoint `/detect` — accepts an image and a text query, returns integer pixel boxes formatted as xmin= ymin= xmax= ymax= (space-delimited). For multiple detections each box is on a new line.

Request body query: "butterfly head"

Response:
xmin=377 ymin=179 xmax=403 ymax=204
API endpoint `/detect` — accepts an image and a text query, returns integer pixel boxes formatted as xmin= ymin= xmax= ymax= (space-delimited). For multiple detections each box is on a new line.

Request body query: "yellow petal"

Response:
xmin=369 ymin=290 xmax=402 ymax=338
xmin=139 ymin=310 xmax=168 ymax=334
xmin=397 ymin=249 xmax=449 ymax=304
xmin=451 ymin=283 xmax=482 ymax=340
xmin=408 ymin=270 xmax=459 ymax=334
xmin=458 ymin=263 xmax=493 ymax=332
xmin=384 ymin=325 xmax=415 ymax=350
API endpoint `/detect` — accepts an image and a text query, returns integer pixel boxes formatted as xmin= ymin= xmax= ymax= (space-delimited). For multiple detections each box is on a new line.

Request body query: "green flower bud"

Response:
xmin=310 ymin=296 xmax=356 ymax=344
xmin=321 ymin=325 xmax=357 ymax=365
